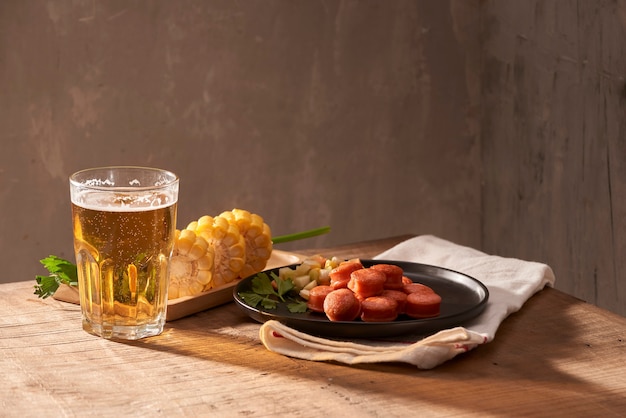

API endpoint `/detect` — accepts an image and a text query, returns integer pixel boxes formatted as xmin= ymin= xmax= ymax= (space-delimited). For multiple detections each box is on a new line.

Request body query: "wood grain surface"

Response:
xmin=2 ymin=236 xmax=625 ymax=416
xmin=480 ymin=0 xmax=626 ymax=316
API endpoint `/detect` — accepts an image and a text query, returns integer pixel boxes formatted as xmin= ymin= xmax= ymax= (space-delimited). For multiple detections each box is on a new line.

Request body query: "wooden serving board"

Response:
xmin=52 ymin=250 xmax=302 ymax=321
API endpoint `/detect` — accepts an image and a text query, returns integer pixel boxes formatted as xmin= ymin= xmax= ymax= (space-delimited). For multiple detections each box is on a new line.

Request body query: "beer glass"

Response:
xmin=69 ymin=166 xmax=179 ymax=340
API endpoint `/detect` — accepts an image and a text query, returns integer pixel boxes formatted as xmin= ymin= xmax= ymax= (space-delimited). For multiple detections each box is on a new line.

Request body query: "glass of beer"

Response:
xmin=69 ymin=166 xmax=179 ymax=340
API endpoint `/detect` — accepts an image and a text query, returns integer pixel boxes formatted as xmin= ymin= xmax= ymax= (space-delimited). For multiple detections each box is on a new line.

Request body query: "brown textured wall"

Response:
xmin=481 ymin=0 xmax=626 ymax=315
xmin=4 ymin=0 xmax=626 ymax=318
xmin=0 ymin=2 xmax=481 ymax=284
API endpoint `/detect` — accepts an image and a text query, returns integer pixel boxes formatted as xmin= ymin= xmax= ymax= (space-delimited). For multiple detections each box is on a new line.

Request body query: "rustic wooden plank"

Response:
xmin=2 ymin=236 xmax=626 ymax=416
xmin=480 ymin=0 xmax=626 ymax=316
xmin=601 ymin=0 xmax=626 ymax=321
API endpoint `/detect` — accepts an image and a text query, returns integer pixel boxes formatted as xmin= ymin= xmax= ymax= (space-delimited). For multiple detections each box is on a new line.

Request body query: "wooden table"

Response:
xmin=2 ymin=236 xmax=626 ymax=416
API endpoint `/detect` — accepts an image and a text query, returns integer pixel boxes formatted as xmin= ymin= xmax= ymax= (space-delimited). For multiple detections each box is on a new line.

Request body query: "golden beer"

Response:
xmin=70 ymin=167 xmax=178 ymax=339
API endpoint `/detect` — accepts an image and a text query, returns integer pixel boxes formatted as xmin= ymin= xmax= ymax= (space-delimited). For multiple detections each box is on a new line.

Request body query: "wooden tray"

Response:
xmin=53 ymin=250 xmax=301 ymax=321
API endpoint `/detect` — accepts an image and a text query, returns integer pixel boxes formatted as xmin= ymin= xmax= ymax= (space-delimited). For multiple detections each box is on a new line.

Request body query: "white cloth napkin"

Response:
xmin=259 ymin=235 xmax=556 ymax=369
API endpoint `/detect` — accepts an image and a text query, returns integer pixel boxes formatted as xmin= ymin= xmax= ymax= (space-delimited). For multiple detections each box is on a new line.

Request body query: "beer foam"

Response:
xmin=83 ymin=178 xmax=115 ymax=187
xmin=72 ymin=190 xmax=177 ymax=212
xmin=84 ymin=178 xmax=156 ymax=187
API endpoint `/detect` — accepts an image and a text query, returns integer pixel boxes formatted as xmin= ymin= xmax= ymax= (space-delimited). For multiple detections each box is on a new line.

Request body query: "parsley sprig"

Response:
xmin=238 ymin=272 xmax=308 ymax=313
xmin=34 ymin=255 xmax=78 ymax=298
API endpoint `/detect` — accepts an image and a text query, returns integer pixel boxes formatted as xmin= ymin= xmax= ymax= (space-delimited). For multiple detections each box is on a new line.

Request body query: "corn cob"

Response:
xmin=218 ymin=208 xmax=273 ymax=280
xmin=168 ymin=229 xmax=214 ymax=299
xmin=190 ymin=215 xmax=246 ymax=288
xmin=166 ymin=210 xmax=327 ymax=300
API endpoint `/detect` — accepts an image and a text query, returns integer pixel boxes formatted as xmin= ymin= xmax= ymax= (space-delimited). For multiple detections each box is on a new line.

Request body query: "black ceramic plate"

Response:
xmin=233 ymin=259 xmax=489 ymax=339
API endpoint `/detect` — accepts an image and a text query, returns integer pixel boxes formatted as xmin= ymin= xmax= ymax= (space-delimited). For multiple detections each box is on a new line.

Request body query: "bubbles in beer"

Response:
xmin=72 ymin=198 xmax=177 ymax=328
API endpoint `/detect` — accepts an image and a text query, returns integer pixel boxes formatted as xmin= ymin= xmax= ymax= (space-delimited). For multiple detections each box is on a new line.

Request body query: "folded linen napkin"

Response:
xmin=259 ymin=235 xmax=556 ymax=369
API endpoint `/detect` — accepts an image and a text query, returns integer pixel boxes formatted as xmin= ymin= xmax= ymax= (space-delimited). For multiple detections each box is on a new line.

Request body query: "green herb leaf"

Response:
xmin=34 ymin=255 xmax=78 ymax=298
xmin=239 ymin=292 xmax=264 ymax=306
xmin=250 ymin=273 xmax=276 ymax=295
xmin=287 ymin=300 xmax=308 ymax=313
xmin=272 ymin=273 xmax=294 ymax=301
xmin=239 ymin=271 xmax=304 ymax=311
xmin=260 ymin=297 xmax=279 ymax=310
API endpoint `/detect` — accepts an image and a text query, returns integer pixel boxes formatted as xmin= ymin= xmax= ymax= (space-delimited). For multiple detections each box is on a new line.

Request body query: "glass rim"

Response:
xmin=69 ymin=165 xmax=179 ymax=192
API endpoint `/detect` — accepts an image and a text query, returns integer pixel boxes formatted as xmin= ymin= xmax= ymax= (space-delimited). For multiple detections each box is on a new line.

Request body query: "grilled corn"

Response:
xmin=218 ymin=208 xmax=273 ymax=280
xmin=168 ymin=229 xmax=214 ymax=299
